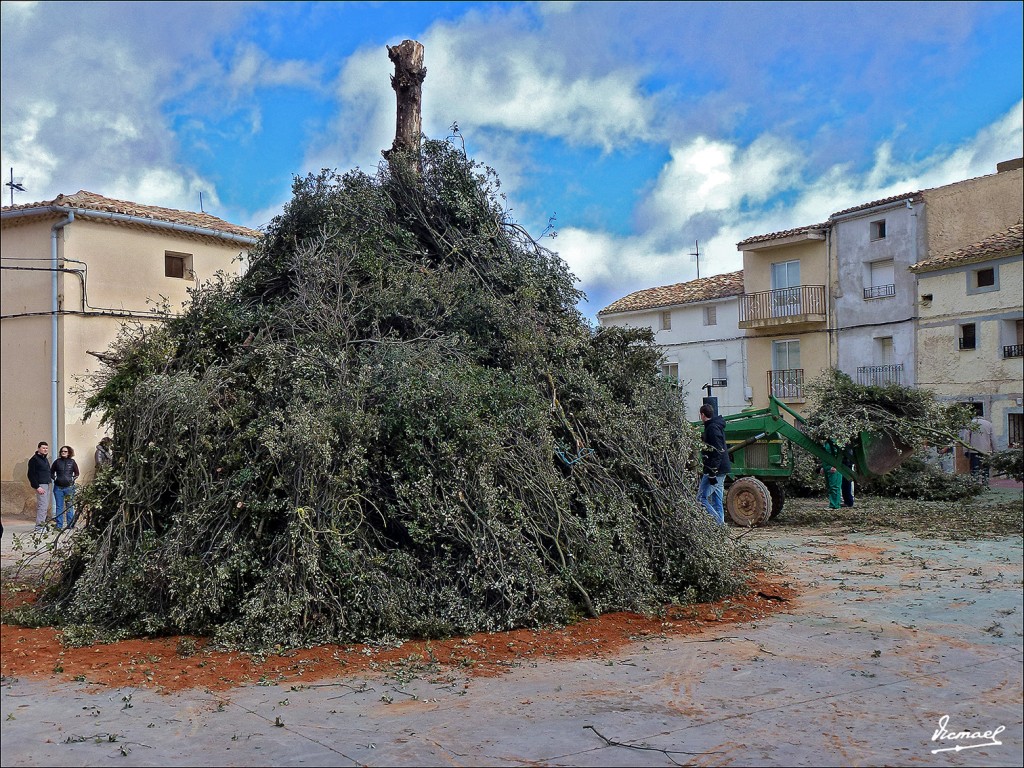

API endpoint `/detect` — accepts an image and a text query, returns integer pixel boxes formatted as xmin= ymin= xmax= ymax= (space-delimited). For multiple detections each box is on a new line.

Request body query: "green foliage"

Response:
xmin=859 ymin=457 xmax=985 ymax=501
xmin=780 ymin=448 xmax=823 ymax=498
xmin=988 ymin=447 xmax=1024 ymax=482
xmin=802 ymin=369 xmax=975 ymax=452
xmin=46 ymin=141 xmax=751 ymax=649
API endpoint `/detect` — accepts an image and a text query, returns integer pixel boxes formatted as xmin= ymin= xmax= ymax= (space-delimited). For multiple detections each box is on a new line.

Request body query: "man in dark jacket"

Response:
xmin=27 ymin=441 xmax=51 ymax=532
xmin=698 ymin=404 xmax=731 ymax=525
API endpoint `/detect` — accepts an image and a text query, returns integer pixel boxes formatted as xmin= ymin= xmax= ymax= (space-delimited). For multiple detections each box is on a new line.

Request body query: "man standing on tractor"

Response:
xmin=698 ymin=403 xmax=731 ymax=525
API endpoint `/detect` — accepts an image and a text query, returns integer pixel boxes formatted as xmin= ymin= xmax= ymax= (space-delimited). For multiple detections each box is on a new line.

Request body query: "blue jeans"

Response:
xmin=698 ymin=474 xmax=727 ymax=525
xmin=53 ymin=485 xmax=76 ymax=529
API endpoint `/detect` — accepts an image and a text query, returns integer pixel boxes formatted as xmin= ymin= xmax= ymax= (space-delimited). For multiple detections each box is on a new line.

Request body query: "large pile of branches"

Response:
xmin=41 ymin=142 xmax=747 ymax=649
xmin=801 ymin=369 xmax=974 ymax=452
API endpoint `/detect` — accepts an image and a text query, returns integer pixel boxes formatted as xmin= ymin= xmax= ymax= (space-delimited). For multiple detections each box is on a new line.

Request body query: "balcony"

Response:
xmin=739 ymin=286 xmax=827 ymax=329
xmin=958 ymin=338 xmax=977 ymax=350
xmin=711 ymin=378 xmax=728 ymax=388
xmin=863 ymin=284 xmax=896 ymax=300
xmin=767 ymin=368 xmax=804 ymax=400
xmin=857 ymin=364 xmax=903 ymax=386
xmin=1004 ymin=344 xmax=1023 ymax=358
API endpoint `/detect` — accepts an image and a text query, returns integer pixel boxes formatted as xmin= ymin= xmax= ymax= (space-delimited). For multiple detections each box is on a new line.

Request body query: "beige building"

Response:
xmin=735 ymin=224 xmax=833 ymax=413
xmin=1 ymin=191 xmax=259 ymax=517
xmin=911 ymin=224 xmax=1024 ymax=450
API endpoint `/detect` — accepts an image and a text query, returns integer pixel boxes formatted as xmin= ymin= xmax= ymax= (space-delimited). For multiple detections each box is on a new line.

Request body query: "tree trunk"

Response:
xmin=384 ymin=40 xmax=426 ymax=172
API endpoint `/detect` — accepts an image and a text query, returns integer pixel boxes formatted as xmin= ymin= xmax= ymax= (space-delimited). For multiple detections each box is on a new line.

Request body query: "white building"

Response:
xmin=598 ymin=271 xmax=748 ymax=420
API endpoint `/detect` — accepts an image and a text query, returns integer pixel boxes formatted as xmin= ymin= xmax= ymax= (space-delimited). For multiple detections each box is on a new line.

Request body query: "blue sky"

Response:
xmin=2 ymin=1 xmax=1022 ymax=320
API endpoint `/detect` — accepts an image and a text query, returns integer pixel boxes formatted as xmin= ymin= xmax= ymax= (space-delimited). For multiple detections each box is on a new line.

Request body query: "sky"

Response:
xmin=2 ymin=1 xmax=1022 ymax=321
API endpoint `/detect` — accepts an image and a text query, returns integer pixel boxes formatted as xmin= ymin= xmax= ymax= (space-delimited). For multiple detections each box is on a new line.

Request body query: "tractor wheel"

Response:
xmin=725 ymin=477 xmax=773 ymax=527
xmin=766 ymin=481 xmax=786 ymax=519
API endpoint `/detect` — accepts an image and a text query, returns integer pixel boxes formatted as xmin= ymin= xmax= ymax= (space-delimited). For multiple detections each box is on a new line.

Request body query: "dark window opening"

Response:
xmin=959 ymin=323 xmax=977 ymax=350
xmin=976 ymin=268 xmax=995 ymax=288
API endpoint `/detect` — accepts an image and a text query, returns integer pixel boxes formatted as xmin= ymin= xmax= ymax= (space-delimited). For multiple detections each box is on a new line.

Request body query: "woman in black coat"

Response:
xmin=50 ymin=445 xmax=80 ymax=530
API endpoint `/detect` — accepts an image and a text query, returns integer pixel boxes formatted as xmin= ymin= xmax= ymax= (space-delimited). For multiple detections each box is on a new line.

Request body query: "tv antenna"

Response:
xmin=6 ymin=168 xmax=26 ymax=207
xmin=690 ymin=240 xmax=701 ymax=279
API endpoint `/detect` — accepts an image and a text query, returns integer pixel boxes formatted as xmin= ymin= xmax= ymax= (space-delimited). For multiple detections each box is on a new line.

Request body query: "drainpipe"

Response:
xmin=50 ymin=212 xmax=74 ymax=452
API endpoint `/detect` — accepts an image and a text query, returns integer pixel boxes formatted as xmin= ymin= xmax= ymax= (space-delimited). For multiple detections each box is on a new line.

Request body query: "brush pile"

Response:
xmin=801 ymin=369 xmax=974 ymax=452
xmin=43 ymin=142 xmax=747 ymax=649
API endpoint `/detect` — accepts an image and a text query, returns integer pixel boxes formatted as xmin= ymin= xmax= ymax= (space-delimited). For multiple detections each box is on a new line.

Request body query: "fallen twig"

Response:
xmin=584 ymin=724 xmax=722 ymax=762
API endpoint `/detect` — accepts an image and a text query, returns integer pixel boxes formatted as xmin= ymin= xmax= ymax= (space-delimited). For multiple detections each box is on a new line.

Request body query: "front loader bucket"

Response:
xmin=855 ymin=432 xmax=913 ymax=479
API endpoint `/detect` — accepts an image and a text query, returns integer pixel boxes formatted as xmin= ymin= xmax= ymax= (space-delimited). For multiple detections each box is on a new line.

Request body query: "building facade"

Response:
xmin=735 ymin=225 xmax=831 ymax=413
xmin=911 ymin=224 xmax=1024 ymax=450
xmin=1 ymin=191 xmax=259 ymax=517
xmin=831 ymin=194 xmax=922 ymax=389
xmin=597 ymin=271 xmax=747 ymax=420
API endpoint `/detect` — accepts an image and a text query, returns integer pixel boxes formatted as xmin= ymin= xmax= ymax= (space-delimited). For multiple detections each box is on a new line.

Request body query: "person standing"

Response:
xmin=698 ymin=403 xmax=731 ymax=525
xmin=822 ymin=463 xmax=844 ymax=510
xmin=94 ymin=436 xmax=113 ymax=470
xmin=51 ymin=445 xmax=81 ymax=530
xmin=841 ymin=445 xmax=856 ymax=508
xmin=27 ymin=441 xmax=51 ymax=533
xmin=961 ymin=416 xmax=994 ymax=484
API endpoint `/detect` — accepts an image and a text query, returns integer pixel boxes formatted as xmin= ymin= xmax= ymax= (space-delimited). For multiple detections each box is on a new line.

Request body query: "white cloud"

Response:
xmin=226 ymin=42 xmax=322 ymax=96
xmin=567 ymin=101 xmax=1023 ymax=318
xmin=309 ymin=11 xmax=657 ymax=176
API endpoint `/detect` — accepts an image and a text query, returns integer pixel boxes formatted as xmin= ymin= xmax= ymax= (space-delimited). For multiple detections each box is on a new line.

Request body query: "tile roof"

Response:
xmin=830 ymin=191 xmax=921 ymax=218
xmin=2 ymin=190 xmax=260 ymax=240
xmin=910 ymin=223 xmax=1023 ymax=273
xmin=598 ymin=270 xmax=744 ymax=316
xmin=736 ymin=223 xmax=829 ymax=248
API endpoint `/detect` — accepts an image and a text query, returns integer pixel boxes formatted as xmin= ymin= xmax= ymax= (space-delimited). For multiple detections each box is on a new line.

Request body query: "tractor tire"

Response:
xmin=766 ymin=481 xmax=786 ymax=519
xmin=725 ymin=477 xmax=773 ymax=527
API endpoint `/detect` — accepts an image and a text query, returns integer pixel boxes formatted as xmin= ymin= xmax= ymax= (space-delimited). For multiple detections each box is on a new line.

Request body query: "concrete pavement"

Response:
xmin=1 ymin=518 xmax=1022 ymax=766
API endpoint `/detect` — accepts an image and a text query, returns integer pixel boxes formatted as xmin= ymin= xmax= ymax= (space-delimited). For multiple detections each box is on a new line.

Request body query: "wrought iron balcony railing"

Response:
xmin=739 ymin=285 xmax=826 ymax=326
xmin=863 ymin=284 xmax=896 ymax=300
xmin=1004 ymin=344 xmax=1023 ymax=358
xmin=958 ymin=337 xmax=977 ymax=350
xmin=767 ymin=368 xmax=804 ymax=400
xmin=711 ymin=378 xmax=728 ymax=388
xmin=857 ymin=364 xmax=903 ymax=386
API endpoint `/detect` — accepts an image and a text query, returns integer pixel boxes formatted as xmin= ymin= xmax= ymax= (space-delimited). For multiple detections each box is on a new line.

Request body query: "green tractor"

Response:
xmin=711 ymin=397 xmax=912 ymax=526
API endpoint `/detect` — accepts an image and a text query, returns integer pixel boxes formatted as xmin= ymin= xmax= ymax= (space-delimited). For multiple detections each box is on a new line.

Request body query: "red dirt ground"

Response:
xmin=1 ymin=575 xmax=795 ymax=694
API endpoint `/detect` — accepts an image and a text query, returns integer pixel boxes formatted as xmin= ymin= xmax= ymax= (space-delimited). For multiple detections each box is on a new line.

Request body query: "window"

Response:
xmin=770 ymin=340 xmax=803 ymax=399
xmin=875 ymin=336 xmax=894 ymax=366
xmin=660 ymin=310 xmax=672 ymax=331
xmin=770 ymin=260 xmax=802 ymax=317
xmin=967 ymin=265 xmax=999 ymax=294
xmin=703 ymin=305 xmax=717 ymax=326
xmin=959 ymin=401 xmax=984 ymax=418
xmin=959 ymin=323 xmax=977 ymax=350
xmin=1009 ymin=413 xmax=1024 ymax=447
xmin=711 ymin=359 xmax=727 ymax=388
xmin=870 ymin=219 xmax=886 ymax=240
xmin=1003 ymin=318 xmax=1023 ymax=358
xmin=865 ymin=259 xmax=896 ymax=299
xmin=773 ymin=339 xmax=800 ymax=371
xmin=165 ymin=251 xmax=193 ymax=279
xmin=660 ymin=363 xmax=679 ymax=383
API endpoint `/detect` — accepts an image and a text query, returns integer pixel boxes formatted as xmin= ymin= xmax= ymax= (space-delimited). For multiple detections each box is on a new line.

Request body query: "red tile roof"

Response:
xmin=599 ymin=270 xmax=744 ymax=315
xmin=910 ymin=224 xmax=1023 ymax=273
xmin=736 ymin=223 xmax=828 ymax=248
xmin=831 ymin=191 xmax=921 ymax=218
xmin=2 ymin=190 xmax=260 ymax=240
